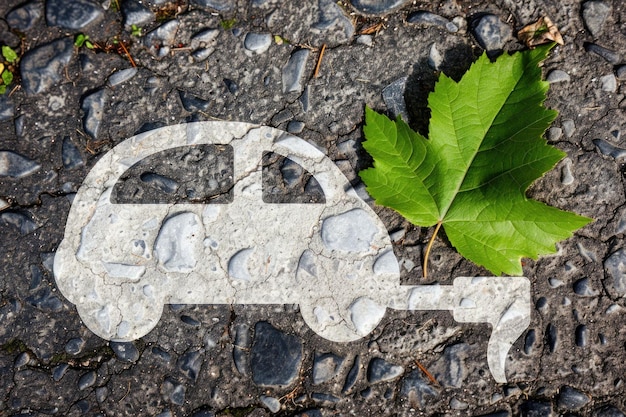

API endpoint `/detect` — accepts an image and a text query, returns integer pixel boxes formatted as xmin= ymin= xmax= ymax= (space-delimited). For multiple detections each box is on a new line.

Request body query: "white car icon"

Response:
xmin=54 ymin=121 xmax=531 ymax=383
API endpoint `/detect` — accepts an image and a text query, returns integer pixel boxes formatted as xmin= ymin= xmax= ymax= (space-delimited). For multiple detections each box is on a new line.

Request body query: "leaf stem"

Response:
xmin=423 ymin=221 xmax=442 ymax=279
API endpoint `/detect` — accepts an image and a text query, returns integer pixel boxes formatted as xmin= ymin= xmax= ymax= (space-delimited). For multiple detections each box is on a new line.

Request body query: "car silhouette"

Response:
xmin=54 ymin=121 xmax=530 ymax=383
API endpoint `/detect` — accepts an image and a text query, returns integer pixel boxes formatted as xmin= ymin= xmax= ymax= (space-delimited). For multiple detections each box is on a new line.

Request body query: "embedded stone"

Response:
xmin=122 ymin=0 xmax=154 ymax=27
xmin=190 ymin=0 xmax=234 ymax=10
xmin=604 ymin=249 xmax=626 ymax=297
xmin=432 ymin=343 xmax=469 ymax=387
xmin=401 ymin=369 xmax=439 ymax=407
xmin=111 ymin=341 xmax=140 ymax=362
xmin=367 ymin=357 xmax=404 ymax=383
xmin=21 ymin=38 xmax=74 ymax=95
xmin=582 ymin=1 xmax=611 ymax=37
xmin=472 ymin=14 xmax=512 ymax=51
xmin=179 ymin=90 xmax=210 ymax=112
xmin=244 ymin=33 xmax=272 ymax=54
xmin=81 ymin=89 xmax=107 ymax=139
xmin=349 ymin=0 xmax=409 ymax=14
xmin=251 ymin=321 xmax=303 ymax=386
xmin=282 ymin=49 xmax=310 ymax=93
xmin=312 ymin=352 xmax=345 ymax=384
xmin=0 ymin=151 xmax=41 ymax=178
xmin=46 ymin=0 xmax=104 ymax=30
xmin=178 ymin=349 xmax=204 ymax=381
xmin=584 ymin=43 xmax=620 ymax=64
xmin=321 ymin=209 xmax=378 ymax=252
xmin=382 ymin=77 xmax=409 ymax=122
xmin=6 ymin=1 xmax=43 ymax=31
xmin=557 ymin=386 xmax=590 ymax=410
xmin=313 ymin=0 xmax=355 ymax=44
xmin=547 ymin=69 xmax=570 ymax=83
xmin=407 ymin=11 xmax=458 ymax=32
xmin=108 ymin=68 xmax=138 ymax=87
xmin=78 ymin=371 xmax=97 ymax=390
xmin=62 ymin=137 xmax=84 ymax=170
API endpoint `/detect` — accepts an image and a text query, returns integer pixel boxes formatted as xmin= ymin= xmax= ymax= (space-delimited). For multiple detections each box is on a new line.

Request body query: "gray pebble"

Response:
xmin=593 ymin=139 xmax=626 ymax=159
xmin=251 ymin=321 xmax=303 ymax=386
xmin=190 ymin=0 xmax=234 ymax=11
xmin=287 ymin=120 xmax=305 ymax=134
xmin=65 ymin=337 xmax=85 ymax=355
xmin=299 ymin=86 xmax=310 ymax=112
xmin=110 ymin=341 xmax=140 ymax=362
xmin=46 ymin=0 xmax=104 ymax=30
xmin=178 ymin=90 xmax=210 ymax=112
xmin=617 ymin=65 xmax=626 ymax=80
xmin=312 ymin=352 xmax=344 ymax=384
xmin=582 ymin=0 xmax=611 ymax=37
xmin=29 ymin=265 xmax=42 ymax=290
xmin=524 ymin=329 xmax=536 ymax=354
xmin=144 ymin=19 xmax=180 ymax=57
xmin=349 ymin=0 xmax=409 ymax=15
xmin=547 ymin=69 xmax=570 ymax=83
xmin=155 ymin=412 xmax=173 ymax=417
xmin=311 ymin=392 xmax=339 ymax=403
xmin=604 ymin=249 xmax=626 ymax=296
xmin=108 ymin=68 xmax=138 ymax=87
xmin=557 ymin=386 xmax=590 ymax=410
xmin=20 ymin=37 xmax=74 ymax=95
xmin=180 ymin=314 xmax=201 ymax=326
xmin=573 ymin=278 xmax=599 ymax=297
xmin=547 ymin=127 xmax=562 ymax=142
xmin=546 ymin=323 xmax=558 ymax=352
xmin=177 ymin=349 xmax=203 ymax=381
xmin=382 ymin=77 xmax=409 ymax=122
xmin=122 ymin=0 xmax=154 ymax=27
xmin=192 ymin=48 xmax=215 ymax=61
xmin=6 ymin=1 xmax=43 ymax=31
xmin=2 ymin=211 xmax=37 ymax=234
xmin=223 ymin=78 xmax=238 ymax=94
xmin=14 ymin=352 xmax=30 ymax=368
xmin=600 ymin=74 xmax=617 ymax=92
xmin=313 ymin=0 xmax=354 ymax=44
xmin=260 ymin=395 xmax=281 ymax=413
xmin=0 ymin=151 xmax=40 ymax=178
xmin=95 ymin=386 xmax=108 ymax=403
xmin=472 ymin=14 xmax=512 ymax=52
xmin=161 ymin=377 xmax=185 ymax=405
xmin=81 ymin=88 xmax=107 ymax=139
xmin=575 ymin=324 xmax=588 ymax=347
xmin=140 ymin=172 xmax=179 ymax=194
xmin=244 ymin=33 xmax=272 ymax=54
xmin=521 ymin=401 xmax=552 ymax=416
xmin=584 ymin=43 xmax=621 ymax=64
xmin=400 ymin=369 xmax=439 ymax=406
xmin=271 ymin=109 xmax=292 ymax=125
xmin=406 ymin=11 xmax=458 ymax=32
xmin=562 ymin=119 xmax=576 ymax=138
xmin=356 ymin=35 xmax=373 ymax=46
xmin=78 ymin=371 xmax=97 ymax=390
xmin=62 ymin=137 xmax=84 ymax=170
xmin=152 ymin=346 xmax=172 ymax=362
xmin=191 ymin=29 xmax=220 ymax=48
xmin=428 ymin=43 xmax=443 ymax=70
xmin=282 ymin=49 xmax=310 ymax=93
xmin=52 ymin=363 xmax=69 ymax=381
xmin=450 ymin=397 xmax=469 ymax=410
xmin=367 ymin=357 xmax=404 ymax=383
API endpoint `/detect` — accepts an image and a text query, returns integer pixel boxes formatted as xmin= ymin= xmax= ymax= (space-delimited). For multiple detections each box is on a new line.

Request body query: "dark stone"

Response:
xmin=161 ymin=377 xmax=185 ymax=405
xmin=29 ymin=265 xmax=42 ymax=290
xmin=471 ymin=14 xmax=512 ymax=51
xmin=349 ymin=0 xmax=409 ymax=14
xmin=401 ymin=369 xmax=439 ymax=407
xmin=521 ymin=400 xmax=553 ymax=417
xmin=78 ymin=371 xmax=97 ymax=390
xmin=110 ymin=341 xmax=140 ymax=362
xmin=287 ymin=120 xmax=305 ymax=134
xmin=62 ymin=137 xmax=84 ymax=170
xmin=46 ymin=0 xmax=104 ymax=30
xmin=233 ymin=323 xmax=251 ymax=375
xmin=52 ymin=363 xmax=69 ymax=381
xmin=25 ymin=288 xmax=63 ymax=311
xmin=382 ymin=77 xmax=409 ymax=122
xmin=604 ymin=248 xmax=626 ymax=296
xmin=223 ymin=78 xmax=239 ymax=94
xmin=584 ymin=43 xmax=621 ymax=64
xmin=575 ymin=325 xmax=588 ymax=347
xmin=546 ymin=323 xmax=558 ymax=352
xmin=524 ymin=329 xmax=536 ymax=354
xmin=6 ymin=2 xmax=43 ymax=31
xmin=0 ymin=151 xmax=41 ymax=178
xmin=178 ymin=349 xmax=203 ymax=382
xmin=0 ymin=96 xmax=15 ymax=122
xmin=81 ymin=88 xmax=107 ymax=139
xmin=313 ymin=0 xmax=354 ymax=43
xmin=593 ymin=139 xmax=626 ymax=159
xmin=311 ymin=392 xmax=339 ymax=403
xmin=367 ymin=357 xmax=404 ymax=383
xmin=573 ymin=278 xmax=599 ymax=297
xmin=342 ymin=355 xmax=359 ymax=393
xmin=152 ymin=346 xmax=172 ymax=362
xmin=251 ymin=321 xmax=303 ymax=386
xmin=65 ymin=337 xmax=85 ymax=355
xmin=180 ymin=314 xmax=201 ymax=326
xmin=557 ymin=386 xmax=591 ymax=410
xmin=179 ymin=90 xmax=210 ymax=112
xmin=21 ymin=38 xmax=74 ymax=95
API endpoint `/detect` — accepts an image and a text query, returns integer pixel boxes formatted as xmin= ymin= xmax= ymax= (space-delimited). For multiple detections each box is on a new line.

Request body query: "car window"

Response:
xmin=262 ymin=151 xmax=325 ymax=204
xmin=111 ymin=144 xmax=234 ymax=204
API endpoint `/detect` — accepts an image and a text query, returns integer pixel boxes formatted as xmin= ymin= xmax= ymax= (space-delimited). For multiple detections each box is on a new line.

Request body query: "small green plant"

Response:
xmin=360 ymin=44 xmax=592 ymax=277
xmin=74 ymin=33 xmax=94 ymax=49
xmin=130 ymin=24 xmax=142 ymax=37
xmin=220 ymin=18 xmax=237 ymax=30
xmin=0 ymin=45 xmax=19 ymax=95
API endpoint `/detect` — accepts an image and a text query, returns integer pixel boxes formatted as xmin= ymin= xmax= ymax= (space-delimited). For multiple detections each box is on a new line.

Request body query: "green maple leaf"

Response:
xmin=360 ymin=45 xmax=592 ymax=276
